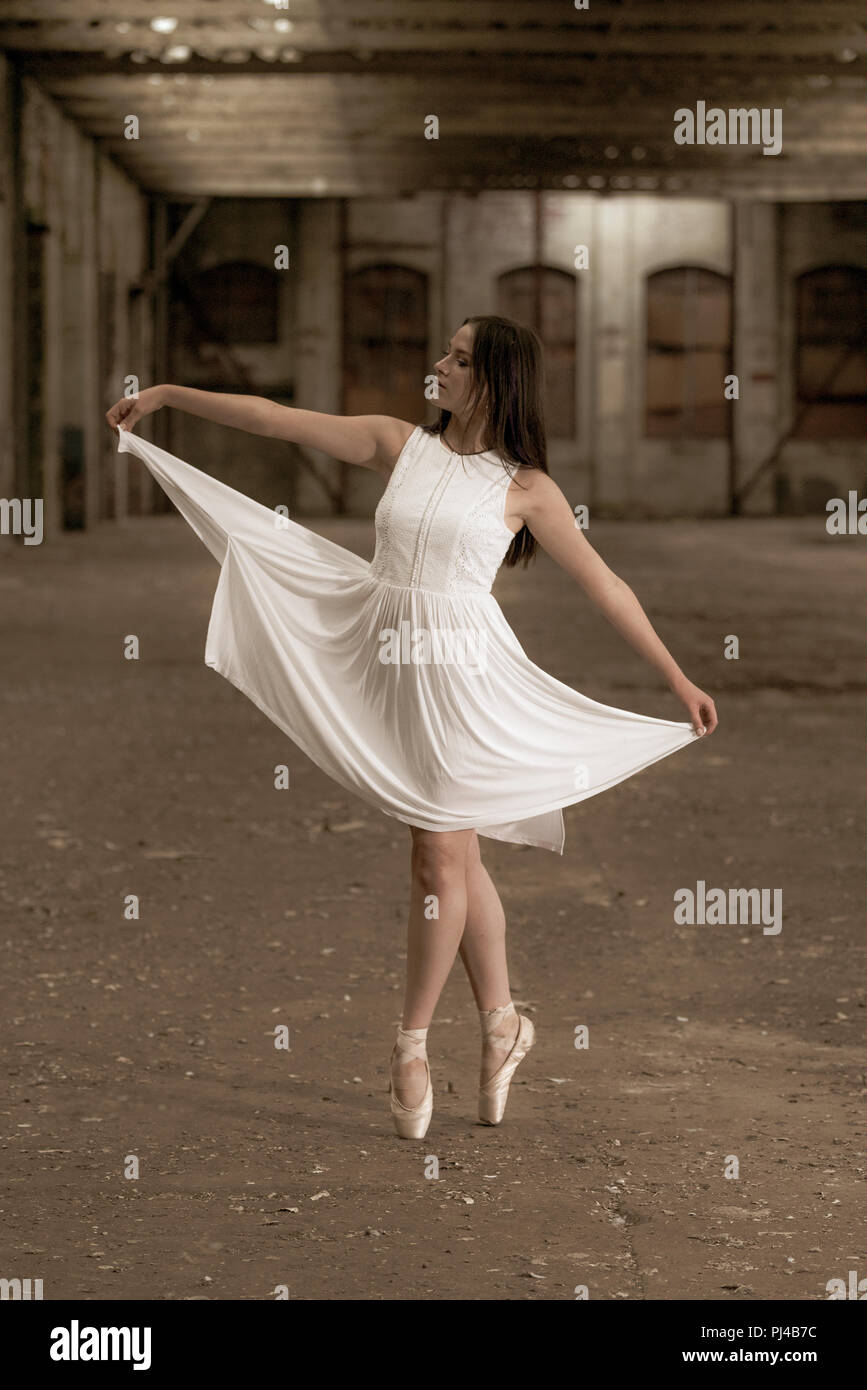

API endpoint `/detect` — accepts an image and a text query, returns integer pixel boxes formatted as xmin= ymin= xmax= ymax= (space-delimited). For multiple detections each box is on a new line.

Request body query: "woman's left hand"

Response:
xmin=672 ymin=679 xmax=718 ymax=736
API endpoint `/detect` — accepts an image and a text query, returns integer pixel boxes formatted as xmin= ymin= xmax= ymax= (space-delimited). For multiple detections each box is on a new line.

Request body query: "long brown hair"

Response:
xmin=421 ymin=314 xmax=548 ymax=567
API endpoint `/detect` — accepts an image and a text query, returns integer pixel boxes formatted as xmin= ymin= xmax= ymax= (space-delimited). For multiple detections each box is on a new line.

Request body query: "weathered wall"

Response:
xmin=297 ymin=190 xmax=867 ymax=519
xmin=293 ymin=199 xmax=342 ymax=515
xmin=0 ymin=54 xmax=148 ymax=541
xmin=0 ymin=55 xmax=16 ymax=506
xmin=168 ymin=198 xmax=301 ymax=514
xmin=309 ymin=191 xmax=733 ymax=518
xmin=778 ymin=202 xmax=867 ymax=504
xmin=97 ymin=156 xmax=150 ymax=521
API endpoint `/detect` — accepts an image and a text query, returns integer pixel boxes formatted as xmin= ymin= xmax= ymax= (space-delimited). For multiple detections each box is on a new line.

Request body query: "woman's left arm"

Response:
xmin=519 ymin=472 xmax=718 ymax=737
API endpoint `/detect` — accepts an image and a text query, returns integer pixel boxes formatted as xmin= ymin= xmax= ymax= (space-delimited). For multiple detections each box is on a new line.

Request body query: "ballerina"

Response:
xmin=105 ymin=314 xmax=717 ymax=1140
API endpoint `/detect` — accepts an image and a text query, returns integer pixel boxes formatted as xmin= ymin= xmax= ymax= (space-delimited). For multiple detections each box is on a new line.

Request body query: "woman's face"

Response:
xmin=435 ymin=325 xmax=474 ymax=414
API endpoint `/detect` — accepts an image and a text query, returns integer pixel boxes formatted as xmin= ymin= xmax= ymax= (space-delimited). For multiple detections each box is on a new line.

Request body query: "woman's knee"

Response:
xmin=410 ymin=829 xmax=473 ymax=894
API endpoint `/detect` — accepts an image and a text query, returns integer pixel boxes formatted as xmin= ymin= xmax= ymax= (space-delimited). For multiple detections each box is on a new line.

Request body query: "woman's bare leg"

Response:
xmin=458 ymin=832 xmax=511 ymax=1008
xmin=392 ymin=826 xmax=475 ymax=1107
xmin=459 ymin=832 xmax=521 ymax=1083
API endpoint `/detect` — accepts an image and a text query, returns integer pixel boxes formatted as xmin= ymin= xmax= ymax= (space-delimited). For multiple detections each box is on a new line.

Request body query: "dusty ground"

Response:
xmin=1 ymin=504 xmax=864 ymax=1302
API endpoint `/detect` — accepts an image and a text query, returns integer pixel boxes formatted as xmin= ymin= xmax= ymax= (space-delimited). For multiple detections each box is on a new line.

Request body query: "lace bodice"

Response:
xmin=368 ymin=425 xmax=518 ymax=595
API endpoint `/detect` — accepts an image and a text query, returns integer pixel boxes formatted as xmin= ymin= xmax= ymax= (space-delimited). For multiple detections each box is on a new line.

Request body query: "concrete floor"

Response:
xmin=1 ymin=506 xmax=864 ymax=1301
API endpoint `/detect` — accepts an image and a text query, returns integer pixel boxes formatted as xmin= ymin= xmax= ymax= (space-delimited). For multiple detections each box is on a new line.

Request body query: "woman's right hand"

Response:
xmin=105 ymin=385 xmax=165 ymax=436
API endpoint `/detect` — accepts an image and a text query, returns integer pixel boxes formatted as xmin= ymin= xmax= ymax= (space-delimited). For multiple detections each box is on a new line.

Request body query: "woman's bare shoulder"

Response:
xmin=504 ymin=466 xmax=564 ymax=524
xmin=507 ymin=464 xmax=559 ymax=496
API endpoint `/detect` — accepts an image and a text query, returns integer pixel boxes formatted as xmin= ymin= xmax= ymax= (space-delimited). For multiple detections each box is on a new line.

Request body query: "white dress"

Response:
xmin=117 ymin=423 xmax=698 ymax=853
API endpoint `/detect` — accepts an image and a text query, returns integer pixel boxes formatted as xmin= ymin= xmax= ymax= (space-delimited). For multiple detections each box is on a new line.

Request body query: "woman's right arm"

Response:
xmin=261 ymin=400 xmax=413 ymax=477
xmin=105 ymin=385 xmax=411 ymax=477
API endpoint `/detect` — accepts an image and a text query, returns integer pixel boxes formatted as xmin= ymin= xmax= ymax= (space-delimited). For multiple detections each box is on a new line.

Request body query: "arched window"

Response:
xmin=645 ymin=267 xmax=732 ymax=438
xmin=186 ymin=260 xmax=279 ymax=344
xmin=794 ymin=265 xmax=867 ymax=437
xmin=343 ymin=264 xmax=428 ymax=419
xmin=496 ymin=266 xmax=577 ymax=436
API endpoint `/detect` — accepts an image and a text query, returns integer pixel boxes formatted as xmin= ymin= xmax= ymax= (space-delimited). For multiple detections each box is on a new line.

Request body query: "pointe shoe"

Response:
xmin=478 ymin=1012 xmax=536 ymax=1126
xmin=388 ymin=1025 xmax=433 ymax=1140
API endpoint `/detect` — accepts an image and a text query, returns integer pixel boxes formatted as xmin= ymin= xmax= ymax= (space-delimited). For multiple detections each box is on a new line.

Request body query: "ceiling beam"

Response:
xmin=15 ymin=51 xmax=867 ymax=83
xmin=4 ymin=0 xmax=867 ymax=23
xmin=4 ymin=25 xmax=867 ymax=57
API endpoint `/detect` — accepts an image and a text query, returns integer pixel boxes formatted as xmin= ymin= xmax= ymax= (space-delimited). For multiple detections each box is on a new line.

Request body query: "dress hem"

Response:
xmin=205 ymin=647 xmax=695 ymax=857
